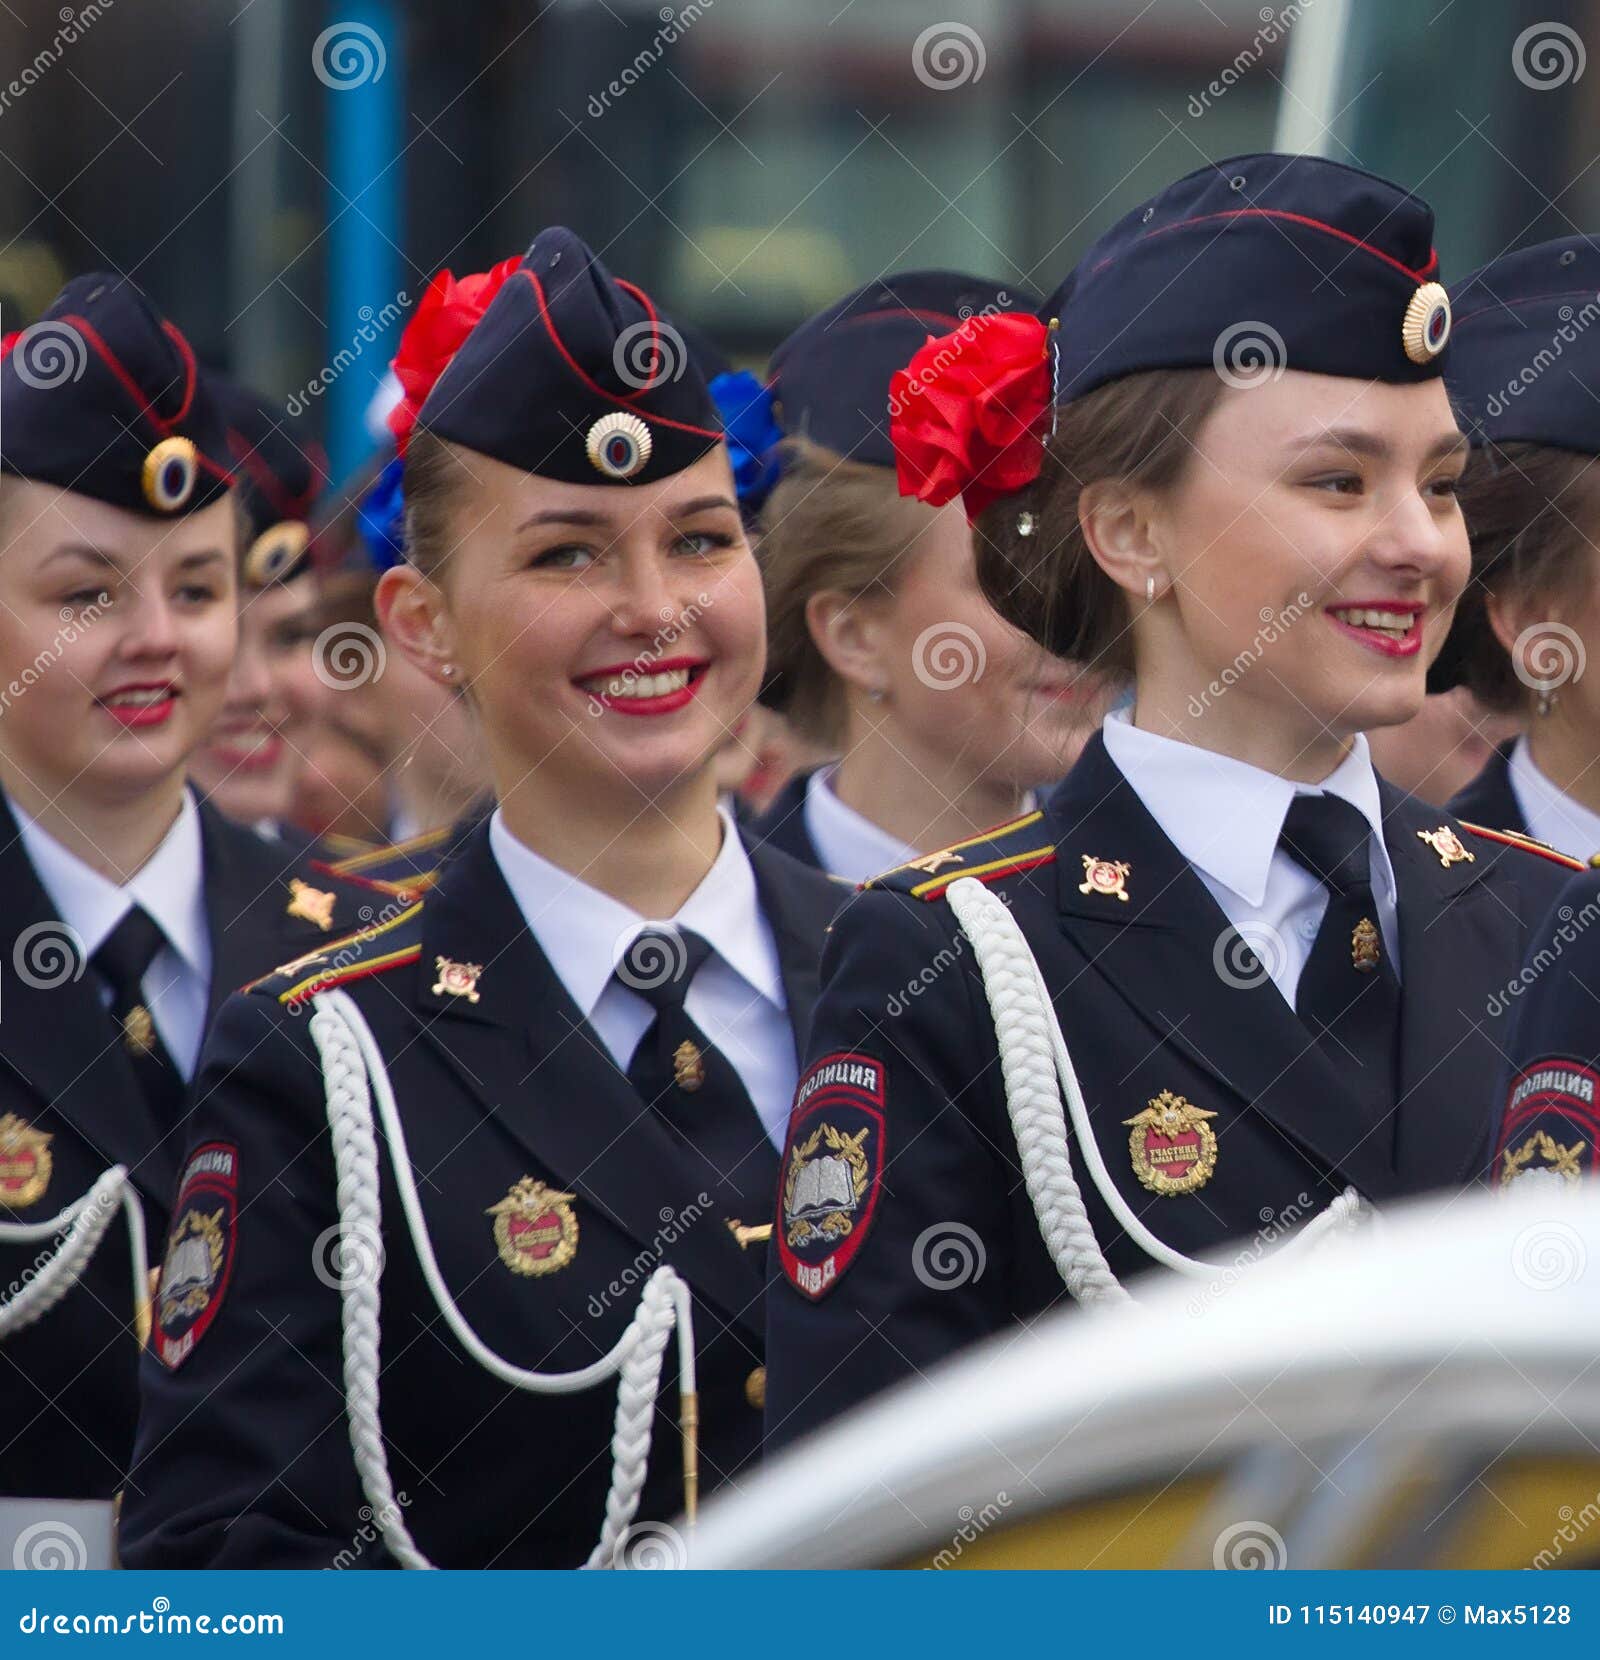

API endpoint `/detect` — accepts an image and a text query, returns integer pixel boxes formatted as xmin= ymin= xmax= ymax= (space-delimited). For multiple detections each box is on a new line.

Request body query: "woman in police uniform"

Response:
xmin=1432 ymin=237 xmax=1600 ymax=859
xmin=120 ymin=231 xmax=840 ymax=1569
xmin=763 ymin=154 xmax=1586 ymax=1453
xmin=751 ymin=271 xmax=1104 ymax=881
xmin=0 ymin=280 xmax=368 ymax=1535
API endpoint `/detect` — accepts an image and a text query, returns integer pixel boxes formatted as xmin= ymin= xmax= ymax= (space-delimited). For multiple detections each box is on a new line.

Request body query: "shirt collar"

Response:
xmin=1100 ymin=706 xmax=1395 ymax=908
xmin=804 ymin=765 xmax=917 ymax=884
xmin=13 ymin=790 xmax=211 ymax=974
xmin=487 ymin=805 xmax=787 ymax=1024
xmin=1509 ymin=735 xmax=1600 ymax=860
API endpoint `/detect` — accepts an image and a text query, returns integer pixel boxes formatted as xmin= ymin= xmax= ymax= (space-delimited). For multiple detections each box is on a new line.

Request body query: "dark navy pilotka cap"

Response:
xmin=0 ymin=272 xmax=233 ymax=515
xmin=210 ymin=376 xmax=329 ymax=587
xmin=1443 ymin=235 xmax=1600 ymax=451
xmin=415 ymin=227 xmax=723 ymax=486
xmin=1426 ymin=235 xmax=1600 ymax=694
xmin=771 ymin=269 xmax=1041 ymax=467
xmin=1042 ymin=152 xmax=1453 ymax=397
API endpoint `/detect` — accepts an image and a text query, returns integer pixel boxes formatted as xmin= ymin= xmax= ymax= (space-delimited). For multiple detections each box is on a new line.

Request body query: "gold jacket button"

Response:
xmin=745 ymin=1365 xmax=766 ymax=1411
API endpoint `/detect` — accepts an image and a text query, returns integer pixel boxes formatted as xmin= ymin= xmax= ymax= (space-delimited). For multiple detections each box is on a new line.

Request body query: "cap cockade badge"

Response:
xmin=1401 ymin=281 xmax=1451 ymax=365
xmin=142 ymin=435 xmax=200 ymax=512
xmin=585 ymin=411 xmax=652 ymax=480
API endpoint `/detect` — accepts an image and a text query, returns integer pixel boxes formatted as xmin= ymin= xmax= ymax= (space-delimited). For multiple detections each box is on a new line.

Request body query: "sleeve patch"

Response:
xmin=777 ymin=1052 xmax=886 ymax=1302
xmin=1495 ymin=1061 xmax=1600 ymax=1189
xmin=154 ymin=1141 xmax=239 ymax=1370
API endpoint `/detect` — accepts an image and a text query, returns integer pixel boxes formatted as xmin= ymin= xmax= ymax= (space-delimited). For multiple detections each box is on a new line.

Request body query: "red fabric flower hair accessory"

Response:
xmin=388 ymin=256 xmax=521 ymax=455
xmin=888 ymin=310 xmax=1051 ymax=521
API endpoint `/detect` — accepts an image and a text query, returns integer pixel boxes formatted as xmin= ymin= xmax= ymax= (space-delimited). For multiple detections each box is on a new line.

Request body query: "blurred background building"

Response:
xmin=2 ymin=0 xmax=1596 ymax=484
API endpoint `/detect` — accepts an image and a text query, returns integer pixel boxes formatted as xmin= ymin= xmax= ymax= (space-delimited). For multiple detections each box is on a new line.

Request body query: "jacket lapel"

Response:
xmin=407 ymin=827 xmax=766 ymax=1339
xmin=198 ymin=801 xmax=348 ymax=1021
xmin=0 ymin=792 xmax=177 ymax=1204
xmin=1383 ymin=787 xmax=1516 ymax=1190
xmin=1045 ymin=737 xmax=1399 ymax=1197
xmin=750 ymin=770 xmax=824 ymax=871
xmin=742 ymin=830 xmax=838 ymax=1063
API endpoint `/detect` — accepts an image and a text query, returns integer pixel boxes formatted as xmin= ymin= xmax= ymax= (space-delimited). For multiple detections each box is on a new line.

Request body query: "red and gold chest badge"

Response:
xmin=0 ymin=1113 xmax=52 ymax=1209
xmin=155 ymin=1142 xmax=239 ymax=1370
xmin=1417 ymin=825 xmax=1475 ymax=868
xmin=1079 ymin=854 xmax=1131 ymax=902
xmin=286 ymin=878 xmax=337 ymax=931
xmin=1495 ymin=1059 xmax=1600 ymax=1190
xmin=488 ymin=1177 xmax=579 ymax=1276
xmin=433 ymin=955 xmax=483 ymax=1002
xmin=777 ymin=1052 xmax=887 ymax=1301
xmin=1124 ymin=1090 xmax=1218 ymax=1196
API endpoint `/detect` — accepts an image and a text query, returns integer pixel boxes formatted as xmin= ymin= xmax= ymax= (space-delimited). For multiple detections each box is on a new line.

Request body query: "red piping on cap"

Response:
xmin=521 ymin=270 xmax=721 ymax=442
xmin=63 ymin=311 xmax=233 ymax=486
xmin=1094 ymin=207 xmax=1439 ymax=284
xmin=227 ymin=428 xmax=326 ymax=522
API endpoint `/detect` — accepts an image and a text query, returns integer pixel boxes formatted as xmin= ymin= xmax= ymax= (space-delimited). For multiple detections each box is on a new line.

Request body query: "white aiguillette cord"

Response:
xmin=0 ymin=1165 xmax=149 ymax=1343
xmin=943 ymin=876 xmax=1365 ymax=1302
xmin=308 ymin=988 xmax=698 ymax=1570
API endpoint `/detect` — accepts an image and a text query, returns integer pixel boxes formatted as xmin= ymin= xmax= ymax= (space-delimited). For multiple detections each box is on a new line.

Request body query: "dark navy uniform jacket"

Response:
xmin=1488 ymin=866 xmax=1600 ymax=1191
xmin=0 ymin=794 xmax=372 ymax=1502
xmin=1448 ymin=742 xmax=1526 ymax=837
xmin=119 ymin=821 xmax=839 ymax=1568
xmin=750 ymin=769 xmax=825 ymax=872
xmin=317 ymin=800 xmax=494 ymax=897
xmin=764 ymin=734 xmax=1582 ymax=1452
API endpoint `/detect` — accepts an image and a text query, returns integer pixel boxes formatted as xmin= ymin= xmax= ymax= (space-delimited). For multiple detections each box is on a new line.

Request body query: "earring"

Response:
xmin=867 ymin=687 xmax=887 ymax=705
xmin=441 ymin=663 xmax=457 ymax=680
xmin=1145 ymin=575 xmax=1156 ymax=602
xmin=1538 ymin=687 xmax=1558 ymax=717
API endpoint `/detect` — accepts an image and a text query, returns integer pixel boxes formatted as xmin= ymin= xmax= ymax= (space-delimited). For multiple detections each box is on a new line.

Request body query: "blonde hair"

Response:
xmin=758 ymin=435 xmax=938 ymax=746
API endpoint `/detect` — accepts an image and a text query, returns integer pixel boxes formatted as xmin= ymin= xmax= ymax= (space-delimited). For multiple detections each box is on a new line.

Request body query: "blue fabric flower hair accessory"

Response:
xmin=707 ymin=369 xmax=783 ymax=513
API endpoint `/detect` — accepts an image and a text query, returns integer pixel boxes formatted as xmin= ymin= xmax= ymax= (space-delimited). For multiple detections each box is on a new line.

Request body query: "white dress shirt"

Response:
xmin=803 ymin=764 xmax=1041 ymax=883
xmin=14 ymin=792 xmax=213 ymax=1077
xmin=488 ymin=806 xmax=797 ymax=1149
xmin=1101 ymin=706 xmax=1400 ymax=1008
xmin=1508 ymin=735 xmax=1600 ymax=861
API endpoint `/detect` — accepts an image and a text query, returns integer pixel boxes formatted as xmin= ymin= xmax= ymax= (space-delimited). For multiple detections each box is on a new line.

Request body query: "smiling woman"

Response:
xmin=121 ymin=230 xmax=844 ymax=1569
xmin=762 ymin=153 xmax=1590 ymax=1455
xmin=0 ymin=275 xmax=374 ymax=1537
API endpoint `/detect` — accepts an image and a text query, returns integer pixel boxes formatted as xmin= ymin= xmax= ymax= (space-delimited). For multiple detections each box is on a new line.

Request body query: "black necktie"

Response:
xmin=617 ymin=926 xmax=777 ymax=1224
xmin=92 ymin=905 xmax=186 ymax=1124
xmin=1277 ymin=794 xmax=1400 ymax=1157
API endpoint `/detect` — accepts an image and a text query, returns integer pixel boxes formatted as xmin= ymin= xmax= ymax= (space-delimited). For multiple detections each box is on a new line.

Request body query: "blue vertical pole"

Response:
xmin=324 ymin=0 xmax=403 ymax=487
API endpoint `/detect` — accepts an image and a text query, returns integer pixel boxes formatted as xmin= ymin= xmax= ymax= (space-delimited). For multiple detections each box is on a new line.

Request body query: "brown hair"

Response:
xmin=1449 ymin=441 xmax=1600 ymax=713
xmin=758 ymin=435 xmax=941 ymax=746
xmin=973 ymin=368 xmax=1223 ymax=673
xmin=400 ymin=427 xmax=477 ymax=581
